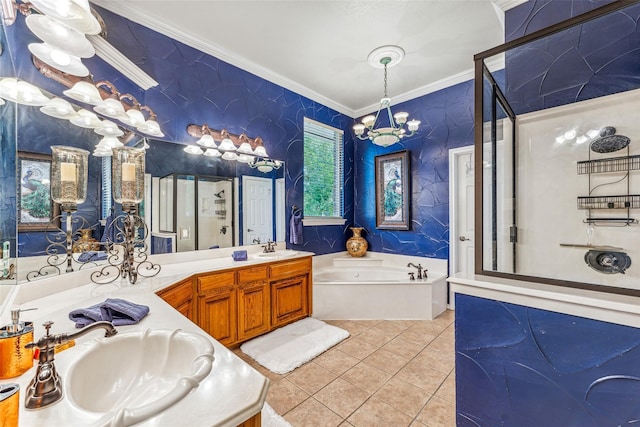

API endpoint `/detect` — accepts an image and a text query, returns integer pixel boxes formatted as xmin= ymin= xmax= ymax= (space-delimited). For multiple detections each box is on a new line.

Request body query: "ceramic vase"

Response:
xmin=73 ymin=229 xmax=99 ymax=253
xmin=346 ymin=227 xmax=368 ymax=257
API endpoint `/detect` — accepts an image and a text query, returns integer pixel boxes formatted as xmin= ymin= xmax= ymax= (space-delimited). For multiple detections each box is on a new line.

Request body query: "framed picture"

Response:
xmin=17 ymin=151 xmax=59 ymax=231
xmin=375 ymin=150 xmax=410 ymax=230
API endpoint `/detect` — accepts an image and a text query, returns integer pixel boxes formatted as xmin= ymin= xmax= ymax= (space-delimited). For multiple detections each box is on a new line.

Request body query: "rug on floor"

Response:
xmin=240 ymin=317 xmax=349 ymax=374
xmin=262 ymin=402 xmax=292 ymax=427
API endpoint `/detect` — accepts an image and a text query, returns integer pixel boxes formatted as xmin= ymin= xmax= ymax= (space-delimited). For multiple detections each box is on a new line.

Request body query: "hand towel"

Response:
xmin=78 ymin=251 xmax=108 ymax=263
xmin=69 ymin=298 xmax=149 ymax=328
xmin=99 ymin=298 xmax=150 ymax=326
xmin=69 ymin=302 xmax=104 ymax=328
xmin=289 ymin=208 xmax=303 ymax=245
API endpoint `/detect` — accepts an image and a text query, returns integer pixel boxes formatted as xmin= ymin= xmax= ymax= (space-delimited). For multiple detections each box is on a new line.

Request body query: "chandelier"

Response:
xmin=353 ymin=46 xmax=420 ymax=147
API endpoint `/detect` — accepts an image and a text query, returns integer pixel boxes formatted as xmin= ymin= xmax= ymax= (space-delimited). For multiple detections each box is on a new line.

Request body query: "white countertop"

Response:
xmin=0 ymin=247 xmax=314 ymax=427
xmin=449 ymin=273 xmax=640 ymax=328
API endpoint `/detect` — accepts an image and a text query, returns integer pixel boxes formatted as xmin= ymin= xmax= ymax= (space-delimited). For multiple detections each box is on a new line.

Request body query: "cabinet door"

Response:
xmin=237 ymin=281 xmax=270 ymax=341
xmin=198 ymin=287 xmax=237 ymax=346
xmin=271 ymin=275 xmax=308 ymax=328
xmin=157 ymin=278 xmax=193 ymax=321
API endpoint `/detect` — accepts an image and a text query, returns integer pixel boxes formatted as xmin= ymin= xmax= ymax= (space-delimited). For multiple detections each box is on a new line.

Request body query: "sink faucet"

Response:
xmin=24 ymin=320 xmax=117 ymax=409
xmin=407 ymin=262 xmax=425 ymax=280
xmin=262 ymin=240 xmax=276 ymax=253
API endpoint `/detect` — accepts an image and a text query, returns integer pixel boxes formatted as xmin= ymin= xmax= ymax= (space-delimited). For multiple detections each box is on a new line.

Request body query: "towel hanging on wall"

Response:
xmin=290 ymin=206 xmax=303 ymax=245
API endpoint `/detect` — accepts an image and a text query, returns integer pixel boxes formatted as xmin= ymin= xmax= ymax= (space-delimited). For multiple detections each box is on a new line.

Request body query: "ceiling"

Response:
xmin=91 ymin=1 xmax=516 ymax=118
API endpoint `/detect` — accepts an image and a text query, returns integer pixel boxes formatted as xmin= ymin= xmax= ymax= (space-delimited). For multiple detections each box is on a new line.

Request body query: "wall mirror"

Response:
xmin=6 ymin=92 xmax=284 ymax=282
xmin=475 ymin=1 xmax=640 ymax=295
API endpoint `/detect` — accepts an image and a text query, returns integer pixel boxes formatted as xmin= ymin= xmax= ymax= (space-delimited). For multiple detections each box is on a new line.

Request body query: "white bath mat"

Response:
xmin=262 ymin=402 xmax=292 ymax=427
xmin=241 ymin=317 xmax=349 ymax=374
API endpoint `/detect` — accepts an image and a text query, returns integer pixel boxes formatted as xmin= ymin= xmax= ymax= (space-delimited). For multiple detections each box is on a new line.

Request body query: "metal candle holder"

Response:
xmin=89 ymin=206 xmax=160 ymax=285
xmin=90 ymin=146 xmax=160 ymax=285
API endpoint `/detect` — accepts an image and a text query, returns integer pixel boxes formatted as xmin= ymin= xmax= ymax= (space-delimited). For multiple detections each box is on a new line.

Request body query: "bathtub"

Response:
xmin=312 ymin=254 xmax=448 ymax=320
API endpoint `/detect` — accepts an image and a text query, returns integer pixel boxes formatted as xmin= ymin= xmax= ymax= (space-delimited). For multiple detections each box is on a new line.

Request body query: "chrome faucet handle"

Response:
xmin=408 ymin=272 xmax=415 ymax=281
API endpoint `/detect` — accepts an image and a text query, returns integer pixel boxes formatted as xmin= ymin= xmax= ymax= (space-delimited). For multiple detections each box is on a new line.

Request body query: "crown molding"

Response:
xmin=90 ymin=0 xmax=355 ymax=117
xmin=353 ymin=68 xmax=471 ymax=118
xmin=492 ymin=0 xmax=528 ymax=12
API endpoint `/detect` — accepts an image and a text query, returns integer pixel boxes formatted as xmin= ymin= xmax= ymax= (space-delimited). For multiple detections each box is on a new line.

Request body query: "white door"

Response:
xmin=449 ymin=146 xmax=475 ymax=308
xmin=275 ymin=178 xmax=285 ymax=242
xmin=242 ymin=176 xmax=273 ymax=245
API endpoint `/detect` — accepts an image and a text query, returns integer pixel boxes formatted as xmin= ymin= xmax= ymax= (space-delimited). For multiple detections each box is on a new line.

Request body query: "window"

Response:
xmin=303 ymin=118 xmax=345 ymax=225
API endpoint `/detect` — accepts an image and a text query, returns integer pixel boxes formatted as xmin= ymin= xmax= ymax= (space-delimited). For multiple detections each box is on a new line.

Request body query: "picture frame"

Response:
xmin=17 ymin=151 xmax=60 ymax=231
xmin=375 ymin=150 xmax=410 ymax=230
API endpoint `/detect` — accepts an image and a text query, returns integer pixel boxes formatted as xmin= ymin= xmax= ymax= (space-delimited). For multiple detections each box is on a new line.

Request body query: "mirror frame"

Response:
xmin=473 ymin=0 xmax=640 ymax=298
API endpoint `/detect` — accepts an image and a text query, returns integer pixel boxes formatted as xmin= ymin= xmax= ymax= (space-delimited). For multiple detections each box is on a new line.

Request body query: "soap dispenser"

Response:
xmin=0 ymin=308 xmax=36 ymax=379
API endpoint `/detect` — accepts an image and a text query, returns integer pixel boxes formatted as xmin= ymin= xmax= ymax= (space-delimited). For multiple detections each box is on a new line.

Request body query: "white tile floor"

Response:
xmin=234 ymin=310 xmax=455 ymax=427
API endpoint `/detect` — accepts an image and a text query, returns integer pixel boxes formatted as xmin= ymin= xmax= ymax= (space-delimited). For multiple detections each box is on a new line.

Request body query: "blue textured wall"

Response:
xmin=354 ymin=81 xmax=474 ymax=259
xmin=7 ymin=6 xmax=355 ymax=256
xmin=505 ymin=0 xmax=640 ymax=115
xmin=456 ymin=294 xmax=640 ymax=426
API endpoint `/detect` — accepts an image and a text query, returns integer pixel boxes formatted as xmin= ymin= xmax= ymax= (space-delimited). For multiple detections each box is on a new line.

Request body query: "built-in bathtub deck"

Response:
xmin=312 ymin=252 xmax=448 ymax=320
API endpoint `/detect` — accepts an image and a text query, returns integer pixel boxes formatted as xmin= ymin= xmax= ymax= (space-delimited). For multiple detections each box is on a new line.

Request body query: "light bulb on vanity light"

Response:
xmin=63 ymin=81 xmax=103 ymax=105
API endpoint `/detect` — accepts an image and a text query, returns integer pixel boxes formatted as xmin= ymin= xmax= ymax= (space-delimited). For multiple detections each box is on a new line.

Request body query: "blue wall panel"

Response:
xmin=456 ymin=294 xmax=640 ymax=426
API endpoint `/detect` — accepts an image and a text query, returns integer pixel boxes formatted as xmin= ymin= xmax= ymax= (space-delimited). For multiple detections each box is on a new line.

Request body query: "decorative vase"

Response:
xmin=346 ymin=227 xmax=368 ymax=257
xmin=73 ymin=228 xmax=99 ymax=253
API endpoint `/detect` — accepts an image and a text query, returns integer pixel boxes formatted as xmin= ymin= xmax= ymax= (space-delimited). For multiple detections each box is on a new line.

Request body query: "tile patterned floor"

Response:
xmin=233 ymin=310 xmax=455 ymax=427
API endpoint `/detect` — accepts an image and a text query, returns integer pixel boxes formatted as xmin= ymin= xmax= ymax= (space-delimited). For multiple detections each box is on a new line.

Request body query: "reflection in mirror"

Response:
xmin=157 ymin=174 xmax=235 ymax=252
xmin=477 ymin=2 xmax=640 ymax=291
xmin=12 ymin=95 xmax=285 ymax=281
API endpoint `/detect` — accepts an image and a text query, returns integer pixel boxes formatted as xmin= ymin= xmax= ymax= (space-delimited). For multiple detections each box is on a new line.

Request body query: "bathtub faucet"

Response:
xmin=407 ymin=263 xmax=425 ymax=280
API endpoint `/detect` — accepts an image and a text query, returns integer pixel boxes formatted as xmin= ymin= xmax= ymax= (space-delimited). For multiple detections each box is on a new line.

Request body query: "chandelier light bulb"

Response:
xmin=361 ymin=115 xmax=376 ymax=127
xmin=407 ymin=120 xmax=420 ymax=132
xmin=353 ymin=123 xmax=365 ymax=136
xmin=394 ymin=112 xmax=409 ymax=125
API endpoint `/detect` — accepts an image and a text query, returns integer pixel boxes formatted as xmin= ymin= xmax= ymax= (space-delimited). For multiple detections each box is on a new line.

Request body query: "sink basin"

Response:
xmin=66 ymin=329 xmax=214 ymax=427
xmin=256 ymin=250 xmax=298 ymax=260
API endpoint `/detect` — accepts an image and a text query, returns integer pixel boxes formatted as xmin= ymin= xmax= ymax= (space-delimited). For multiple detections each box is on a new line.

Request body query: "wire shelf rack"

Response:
xmin=577 ymin=194 xmax=640 ymax=210
xmin=577 ymin=154 xmax=640 ymax=174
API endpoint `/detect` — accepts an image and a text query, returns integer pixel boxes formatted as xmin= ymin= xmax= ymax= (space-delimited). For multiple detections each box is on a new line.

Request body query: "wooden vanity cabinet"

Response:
xmin=156 ymin=256 xmax=312 ymax=348
xmin=237 ymin=266 xmax=270 ymax=341
xmin=197 ymin=271 xmax=237 ymax=346
xmin=269 ymin=258 xmax=312 ymax=328
xmin=156 ymin=277 xmax=194 ymax=321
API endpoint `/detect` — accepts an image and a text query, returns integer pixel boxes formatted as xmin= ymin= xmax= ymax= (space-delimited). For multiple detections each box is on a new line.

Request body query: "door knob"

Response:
xmin=248 ymin=228 xmax=254 ymax=232
xmin=459 ymin=236 xmax=471 ymax=242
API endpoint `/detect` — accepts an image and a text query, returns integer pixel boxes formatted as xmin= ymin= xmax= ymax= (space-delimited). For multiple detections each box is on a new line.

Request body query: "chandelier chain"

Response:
xmin=383 ymin=63 xmax=388 ymax=98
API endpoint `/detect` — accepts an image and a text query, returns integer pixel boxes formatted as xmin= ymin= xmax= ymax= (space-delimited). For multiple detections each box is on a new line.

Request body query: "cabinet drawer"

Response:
xmin=238 ymin=266 xmax=268 ymax=284
xmin=269 ymin=257 xmax=311 ymax=279
xmin=197 ymin=271 xmax=235 ymax=294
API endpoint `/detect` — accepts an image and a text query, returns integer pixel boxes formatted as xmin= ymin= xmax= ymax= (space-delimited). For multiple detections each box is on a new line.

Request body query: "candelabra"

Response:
xmin=91 ymin=147 xmax=160 ymax=285
xmin=27 ymin=146 xmax=92 ymax=281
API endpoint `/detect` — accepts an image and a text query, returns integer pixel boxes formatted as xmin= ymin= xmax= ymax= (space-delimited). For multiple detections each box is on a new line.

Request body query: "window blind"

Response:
xmin=303 ymin=118 xmax=344 ymax=218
